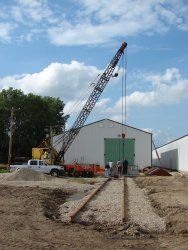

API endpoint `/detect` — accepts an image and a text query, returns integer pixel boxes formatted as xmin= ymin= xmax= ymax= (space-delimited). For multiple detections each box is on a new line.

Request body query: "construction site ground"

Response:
xmin=0 ymin=171 xmax=188 ymax=250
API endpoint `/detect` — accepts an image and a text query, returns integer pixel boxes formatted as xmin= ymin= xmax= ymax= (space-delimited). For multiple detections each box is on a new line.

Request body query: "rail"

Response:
xmin=70 ymin=177 xmax=126 ymax=224
xmin=70 ymin=177 xmax=110 ymax=222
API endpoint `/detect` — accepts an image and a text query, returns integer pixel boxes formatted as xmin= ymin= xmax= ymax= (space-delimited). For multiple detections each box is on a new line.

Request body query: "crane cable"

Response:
xmin=65 ymin=74 xmax=101 ymax=117
xmin=121 ymin=49 xmax=127 ymax=139
xmin=54 ymin=51 xmax=128 ymax=148
xmin=53 ymin=74 xmax=102 ymax=148
xmin=54 ymin=51 xmax=127 ymax=149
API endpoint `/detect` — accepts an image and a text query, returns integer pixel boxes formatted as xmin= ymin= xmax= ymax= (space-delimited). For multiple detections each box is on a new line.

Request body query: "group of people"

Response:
xmin=105 ymin=159 xmax=129 ymax=177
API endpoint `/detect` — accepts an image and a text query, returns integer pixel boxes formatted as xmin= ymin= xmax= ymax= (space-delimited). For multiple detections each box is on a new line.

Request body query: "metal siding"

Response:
xmin=53 ymin=119 xmax=152 ymax=169
xmin=152 ymin=135 xmax=188 ymax=172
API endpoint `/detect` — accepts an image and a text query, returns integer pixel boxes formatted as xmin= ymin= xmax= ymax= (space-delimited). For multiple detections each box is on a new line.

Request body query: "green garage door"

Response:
xmin=104 ymin=138 xmax=135 ymax=165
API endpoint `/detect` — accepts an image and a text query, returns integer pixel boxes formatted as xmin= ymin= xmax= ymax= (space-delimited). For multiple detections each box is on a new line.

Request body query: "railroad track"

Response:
xmin=60 ymin=177 xmax=166 ymax=232
xmin=68 ymin=177 xmax=126 ymax=225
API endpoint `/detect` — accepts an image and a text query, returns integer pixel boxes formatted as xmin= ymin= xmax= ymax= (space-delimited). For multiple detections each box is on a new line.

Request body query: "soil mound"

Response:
xmin=145 ymin=167 xmax=171 ymax=176
xmin=5 ymin=168 xmax=52 ymax=181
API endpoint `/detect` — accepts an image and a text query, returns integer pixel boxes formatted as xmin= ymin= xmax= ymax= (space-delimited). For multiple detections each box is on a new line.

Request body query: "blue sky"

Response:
xmin=0 ymin=0 xmax=188 ymax=147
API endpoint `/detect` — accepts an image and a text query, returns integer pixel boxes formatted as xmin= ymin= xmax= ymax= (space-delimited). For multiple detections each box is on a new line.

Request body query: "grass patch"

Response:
xmin=0 ymin=168 xmax=9 ymax=173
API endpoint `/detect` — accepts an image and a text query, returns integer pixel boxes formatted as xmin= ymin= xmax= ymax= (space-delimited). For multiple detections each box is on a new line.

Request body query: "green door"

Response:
xmin=104 ymin=138 xmax=135 ymax=165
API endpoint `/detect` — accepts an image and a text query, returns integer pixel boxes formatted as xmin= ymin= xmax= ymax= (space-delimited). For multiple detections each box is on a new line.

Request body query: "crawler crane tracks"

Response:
xmin=69 ymin=177 xmax=126 ymax=225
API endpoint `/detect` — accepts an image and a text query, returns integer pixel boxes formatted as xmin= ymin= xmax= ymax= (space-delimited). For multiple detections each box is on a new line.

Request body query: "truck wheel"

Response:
xmin=68 ymin=172 xmax=73 ymax=177
xmin=87 ymin=171 xmax=94 ymax=177
xmin=74 ymin=171 xmax=79 ymax=177
xmin=50 ymin=169 xmax=59 ymax=177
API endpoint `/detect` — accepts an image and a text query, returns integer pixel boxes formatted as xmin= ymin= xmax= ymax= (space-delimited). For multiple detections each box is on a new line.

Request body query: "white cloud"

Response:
xmin=14 ymin=0 xmax=53 ymax=22
xmin=47 ymin=0 xmax=188 ymax=46
xmin=0 ymin=0 xmax=187 ymax=45
xmin=95 ymin=98 xmax=110 ymax=109
xmin=58 ymin=67 xmax=188 ymax=123
xmin=0 ymin=23 xmax=13 ymax=42
xmin=0 ymin=60 xmax=118 ymax=125
xmin=64 ymin=97 xmax=110 ymax=118
xmin=10 ymin=6 xmax=24 ymax=23
xmin=142 ymin=128 xmax=161 ymax=138
xmin=126 ymin=68 xmax=188 ymax=107
xmin=92 ymin=67 xmax=188 ymax=123
xmin=0 ymin=60 xmax=100 ymax=102
xmin=0 ymin=62 xmax=188 ymax=129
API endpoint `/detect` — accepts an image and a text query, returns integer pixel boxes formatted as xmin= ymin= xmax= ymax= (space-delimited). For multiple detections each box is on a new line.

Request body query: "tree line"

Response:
xmin=0 ymin=88 xmax=67 ymax=163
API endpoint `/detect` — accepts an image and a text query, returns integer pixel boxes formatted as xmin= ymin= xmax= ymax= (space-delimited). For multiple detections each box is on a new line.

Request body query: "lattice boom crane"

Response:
xmin=57 ymin=42 xmax=127 ymax=160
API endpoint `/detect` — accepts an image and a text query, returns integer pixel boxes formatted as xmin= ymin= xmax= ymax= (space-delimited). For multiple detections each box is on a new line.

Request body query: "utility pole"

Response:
xmin=8 ymin=107 xmax=14 ymax=169
xmin=152 ymin=140 xmax=161 ymax=166
xmin=49 ymin=126 xmax=53 ymax=164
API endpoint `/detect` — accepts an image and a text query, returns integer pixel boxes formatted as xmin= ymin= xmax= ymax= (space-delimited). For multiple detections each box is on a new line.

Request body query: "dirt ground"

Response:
xmin=0 ymin=173 xmax=188 ymax=250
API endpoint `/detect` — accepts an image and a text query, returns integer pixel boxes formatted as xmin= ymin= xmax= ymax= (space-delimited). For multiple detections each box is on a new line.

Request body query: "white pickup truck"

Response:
xmin=10 ymin=159 xmax=64 ymax=177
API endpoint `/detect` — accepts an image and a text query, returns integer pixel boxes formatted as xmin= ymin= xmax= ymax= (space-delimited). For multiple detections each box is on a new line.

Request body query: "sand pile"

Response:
xmin=5 ymin=168 xmax=52 ymax=181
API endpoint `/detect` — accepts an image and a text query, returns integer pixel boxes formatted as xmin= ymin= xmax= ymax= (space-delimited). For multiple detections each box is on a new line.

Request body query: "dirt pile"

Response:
xmin=0 ymin=176 xmax=187 ymax=249
xmin=143 ymin=166 xmax=171 ymax=176
xmin=5 ymin=168 xmax=52 ymax=181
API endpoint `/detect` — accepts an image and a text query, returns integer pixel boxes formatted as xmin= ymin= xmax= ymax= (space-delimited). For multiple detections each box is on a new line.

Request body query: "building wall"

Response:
xmin=54 ymin=119 xmax=152 ymax=169
xmin=152 ymin=135 xmax=188 ymax=172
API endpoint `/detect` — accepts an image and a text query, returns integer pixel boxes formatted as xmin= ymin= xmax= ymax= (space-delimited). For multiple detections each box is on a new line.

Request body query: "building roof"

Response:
xmin=83 ymin=119 xmax=152 ymax=135
xmin=155 ymin=133 xmax=188 ymax=149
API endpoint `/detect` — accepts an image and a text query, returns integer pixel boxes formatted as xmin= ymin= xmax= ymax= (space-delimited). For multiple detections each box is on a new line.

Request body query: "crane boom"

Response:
xmin=58 ymin=42 xmax=127 ymax=160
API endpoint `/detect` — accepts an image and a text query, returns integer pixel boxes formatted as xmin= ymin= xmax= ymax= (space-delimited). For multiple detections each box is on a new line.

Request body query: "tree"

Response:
xmin=0 ymin=88 xmax=67 ymax=163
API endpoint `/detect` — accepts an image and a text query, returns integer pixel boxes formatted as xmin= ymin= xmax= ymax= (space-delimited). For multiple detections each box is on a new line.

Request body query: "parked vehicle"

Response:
xmin=65 ymin=164 xmax=104 ymax=177
xmin=10 ymin=159 xmax=65 ymax=177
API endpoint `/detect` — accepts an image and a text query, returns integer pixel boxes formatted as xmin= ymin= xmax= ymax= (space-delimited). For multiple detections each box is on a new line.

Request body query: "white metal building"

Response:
xmin=54 ymin=119 xmax=152 ymax=169
xmin=152 ymin=134 xmax=188 ymax=172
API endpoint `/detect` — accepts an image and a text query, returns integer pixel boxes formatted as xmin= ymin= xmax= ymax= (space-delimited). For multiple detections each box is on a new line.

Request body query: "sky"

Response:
xmin=0 ymin=0 xmax=188 ymax=147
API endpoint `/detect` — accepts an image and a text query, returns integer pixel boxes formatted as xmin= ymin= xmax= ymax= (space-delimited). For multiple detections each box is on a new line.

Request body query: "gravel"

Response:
xmin=126 ymin=178 xmax=166 ymax=232
xmin=75 ymin=179 xmax=123 ymax=225
xmin=60 ymin=177 xmax=166 ymax=232
xmin=5 ymin=168 xmax=51 ymax=181
xmin=0 ymin=172 xmax=98 ymax=192
xmin=59 ymin=179 xmax=123 ymax=224
xmin=1 ymin=171 xmax=166 ymax=232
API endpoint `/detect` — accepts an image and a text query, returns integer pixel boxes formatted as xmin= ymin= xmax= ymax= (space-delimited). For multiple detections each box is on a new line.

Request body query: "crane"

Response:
xmin=57 ymin=42 xmax=127 ymax=161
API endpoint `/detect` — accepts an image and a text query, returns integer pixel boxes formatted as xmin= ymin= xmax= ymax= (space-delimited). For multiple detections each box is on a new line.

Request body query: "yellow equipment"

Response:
xmin=32 ymin=139 xmax=59 ymax=165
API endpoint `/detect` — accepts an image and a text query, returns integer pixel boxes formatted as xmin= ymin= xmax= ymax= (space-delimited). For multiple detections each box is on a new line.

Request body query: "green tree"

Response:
xmin=0 ymin=88 xmax=67 ymax=163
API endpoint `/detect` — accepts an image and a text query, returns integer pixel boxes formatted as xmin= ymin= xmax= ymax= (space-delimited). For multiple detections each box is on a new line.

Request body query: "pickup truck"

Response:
xmin=10 ymin=159 xmax=64 ymax=177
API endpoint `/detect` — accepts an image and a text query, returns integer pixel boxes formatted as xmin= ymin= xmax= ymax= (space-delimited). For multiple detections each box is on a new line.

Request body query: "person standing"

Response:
xmin=117 ymin=160 xmax=122 ymax=176
xmin=109 ymin=160 xmax=113 ymax=176
xmin=105 ymin=162 xmax=110 ymax=177
xmin=123 ymin=158 xmax=129 ymax=175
